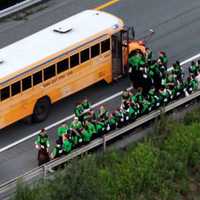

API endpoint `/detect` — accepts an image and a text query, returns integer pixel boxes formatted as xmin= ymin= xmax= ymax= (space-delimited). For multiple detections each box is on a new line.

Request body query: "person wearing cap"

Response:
xmin=51 ymin=140 xmax=63 ymax=159
xmin=56 ymin=123 xmax=68 ymax=145
xmin=35 ymin=128 xmax=50 ymax=151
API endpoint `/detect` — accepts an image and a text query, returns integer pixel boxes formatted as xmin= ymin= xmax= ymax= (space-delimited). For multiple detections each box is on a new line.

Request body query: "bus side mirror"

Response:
xmin=131 ymin=27 xmax=135 ymax=40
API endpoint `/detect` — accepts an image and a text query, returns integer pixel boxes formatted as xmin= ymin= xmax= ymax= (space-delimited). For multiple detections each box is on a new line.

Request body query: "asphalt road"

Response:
xmin=0 ymin=0 xmax=200 ymax=184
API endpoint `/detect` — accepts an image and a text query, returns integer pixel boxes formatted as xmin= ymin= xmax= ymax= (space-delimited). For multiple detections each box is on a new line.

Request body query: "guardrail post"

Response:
xmin=43 ymin=165 xmax=47 ymax=178
xmin=103 ymin=135 xmax=106 ymax=151
xmin=160 ymin=106 xmax=165 ymax=114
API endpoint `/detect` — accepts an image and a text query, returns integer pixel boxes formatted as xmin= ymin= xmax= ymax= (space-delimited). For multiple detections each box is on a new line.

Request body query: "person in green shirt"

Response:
xmin=35 ymin=128 xmax=50 ymax=151
xmin=140 ymin=99 xmax=152 ymax=114
xmin=63 ymin=138 xmax=72 ymax=154
xmin=107 ymin=113 xmax=117 ymax=130
xmin=57 ymin=123 xmax=68 ymax=145
xmin=131 ymin=89 xmax=144 ymax=113
xmin=92 ymin=108 xmax=107 ymax=135
xmin=120 ymin=100 xmax=131 ymax=122
xmin=147 ymin=87 xmax=157 ymax=108
xmin=128 ymin=53 xmax=144 ymax=72
xmin=158 ymin=51 xmax=168 ymax=66
xmin=145 ymin=47 xmax=153 ymax=65
xmin=158 ymin=87 xmax=170 ymax=105
xmin=157 ymin=51 xmax=168 ymax=77
xmin=113 ymin=109 xmax=124 ymax=128
xmin=161 ymin=73 xmax=168 ymax=88
xmin=84 ymin=120 xmax=96 ymax=139
xmin=70 ymin=117 xmax=83 ymax=146
xmin=128 ymin=103 xmax=139 ymax=121
xmin=81 ymin=98 xmax=92 ymax=122
xmin=122 ymin=89 xmax=132 ymax=102
xmin=70 ymin=117 xmax=82 ymax=130
xmin=166 ymin=72 xmax=176 ymax=89
xmin=189 ymin=61 xmax=199 ymax=77
xmin=171 ymin=80 xmax=184 ymax=99
xmin=80 ymin=128 xmax=92 ymax=143
xmin=74 ymin=103 xmax=84 ymax=121
xmin=82 ymin=98 xmax=91 ymax=110
xmin=185 ymin=76 xmax=198 ymax=94
xmin=96 ymin=105 xmax=109 ymax=122
xmin=51 ymin=141 xmax=63 ymax=159
xmin=172 ymin=61 xmax=183 ymax=81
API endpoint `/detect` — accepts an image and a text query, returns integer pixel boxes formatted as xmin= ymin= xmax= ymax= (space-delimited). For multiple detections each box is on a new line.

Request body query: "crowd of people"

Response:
xmin=34 ymin=47 xmax=200 ymax=165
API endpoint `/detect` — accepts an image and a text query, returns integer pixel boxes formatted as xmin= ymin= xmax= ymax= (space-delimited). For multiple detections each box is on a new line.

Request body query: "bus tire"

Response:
xmin=32 ymin=96 xmax=51 ymax=122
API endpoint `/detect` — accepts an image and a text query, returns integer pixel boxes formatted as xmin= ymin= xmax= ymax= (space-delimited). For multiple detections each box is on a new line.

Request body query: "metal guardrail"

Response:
xmin=0 ymin=0 xmax=44 ymax=19
xmin=0 ymin=90 xmax=200 ymax=199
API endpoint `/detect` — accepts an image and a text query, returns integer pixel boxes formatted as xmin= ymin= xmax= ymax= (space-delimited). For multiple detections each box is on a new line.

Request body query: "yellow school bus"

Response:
xmin=0 ymin=10 xmax=145 ymax=129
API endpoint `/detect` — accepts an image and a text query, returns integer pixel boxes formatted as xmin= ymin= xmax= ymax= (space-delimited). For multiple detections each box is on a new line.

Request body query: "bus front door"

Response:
xmin=112 ymin=29 xmax=129 ymax=80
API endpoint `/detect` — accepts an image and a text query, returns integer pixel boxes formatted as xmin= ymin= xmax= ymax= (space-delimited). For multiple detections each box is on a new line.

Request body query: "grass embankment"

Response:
xmin=13 ymin=108 xmax=200 ymax=200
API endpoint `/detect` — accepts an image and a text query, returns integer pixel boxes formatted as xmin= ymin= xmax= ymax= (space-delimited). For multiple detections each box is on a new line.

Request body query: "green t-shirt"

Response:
xmin=57 ymin=126 xmax=68 ymax=138
xmin=63 ymin=140 xmax=72 ymax=153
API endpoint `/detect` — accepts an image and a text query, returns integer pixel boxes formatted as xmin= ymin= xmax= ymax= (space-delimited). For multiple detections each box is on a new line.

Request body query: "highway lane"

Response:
xmin=0 ymin=0 xmax=200 ymax=184
xmin=0 ymin=0 xmax=200 ymax=147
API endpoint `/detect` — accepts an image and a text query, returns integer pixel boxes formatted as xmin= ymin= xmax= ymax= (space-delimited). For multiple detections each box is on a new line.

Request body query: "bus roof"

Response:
xmin=0 ymin=10 xmax=124 ymax=83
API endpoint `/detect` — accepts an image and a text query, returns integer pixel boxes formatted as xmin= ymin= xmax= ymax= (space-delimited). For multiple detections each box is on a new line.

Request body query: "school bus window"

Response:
xmin=33 ymin=71 xmax=42 ymax=86
xmin=91 ymin=43 xmax=100 ymax=58
xmin=1 ymin=86 xmax=10 ymax=101
xmin=81 ymin=48 xmax=89 ymax=63
xmin=44 ymin=65 xmax=56 ymax=81
xmin=101 ymin=39 xmax=110 ymax=53
xmin=57 ymin=58 xmax=69 ymax=74
xmin=22 ymin=76 xmax=32 ymax=91
xmin=70 ymin=53 xmax=79 ymax=68
xmin=11 ymin=81 xmax=21 ymax=96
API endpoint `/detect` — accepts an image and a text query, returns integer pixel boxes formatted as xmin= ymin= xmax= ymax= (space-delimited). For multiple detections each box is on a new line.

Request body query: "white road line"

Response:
xmin=0 ymin=52 xmax=200 ymax=153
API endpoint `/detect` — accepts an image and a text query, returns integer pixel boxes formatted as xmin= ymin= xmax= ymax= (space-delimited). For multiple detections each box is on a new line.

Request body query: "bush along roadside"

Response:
xmin=13 ymin=116 xmax=200 ymax=200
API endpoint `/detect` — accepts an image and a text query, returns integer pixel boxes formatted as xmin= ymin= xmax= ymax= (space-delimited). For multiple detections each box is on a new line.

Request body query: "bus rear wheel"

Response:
xmin=32 ymin=97 xmax=51 ymax=122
